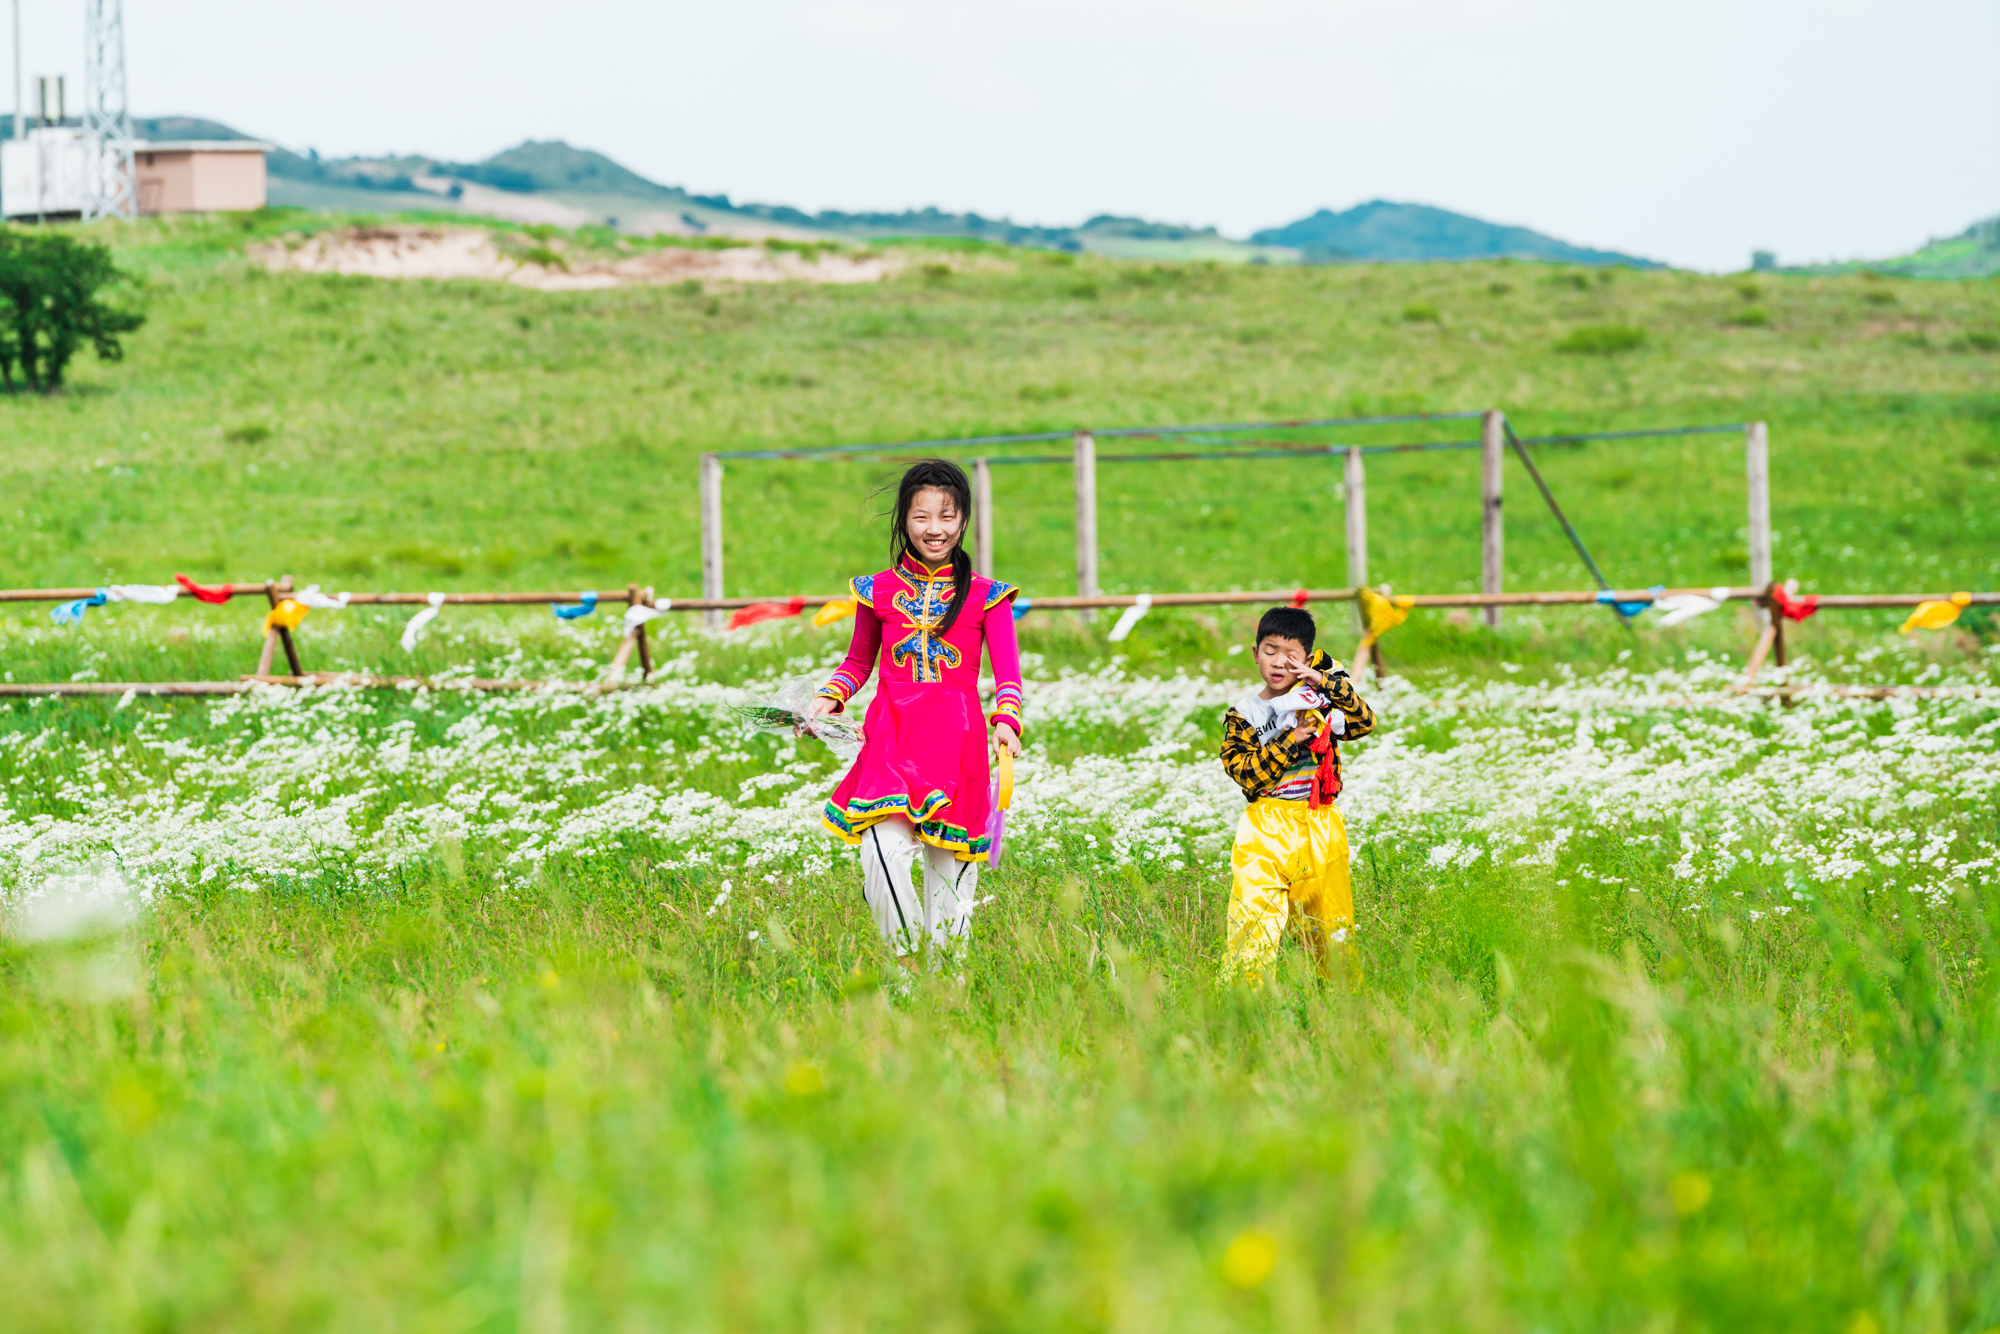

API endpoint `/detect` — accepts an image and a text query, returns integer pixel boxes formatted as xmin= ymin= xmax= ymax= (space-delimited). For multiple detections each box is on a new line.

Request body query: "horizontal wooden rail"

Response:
xmin=336 ymin=591 xmax=647 ymax=606
xmin=0 ymin=675 xmax=650 ymax=697
xmin=0 ymin=579 xmax=1990 ymax=614
xmin=0 ymin=583 xmax=273 ymax=603
xmin=1011 ymin=589 xmax=1358 ymax=610
xmin=0 ymin=682 xmax=255 ymax=697
xmin=1798 ymin=594 xmax=2000 ymax=609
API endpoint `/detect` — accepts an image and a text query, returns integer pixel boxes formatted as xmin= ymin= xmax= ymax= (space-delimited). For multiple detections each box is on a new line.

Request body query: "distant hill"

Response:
xmin=133 ymin=117 xmax=257 ymax=142
xmin=2 ymin=116 xmax=256 ymax=142
xmin=1253 ymin=200 xmax=1661 ymax=267
xmin=253 ymin=134 xmax=1279 ymax=256
xmin=1786 ymin=216 xmax=2000 ymax=280
xmin=440 ymin=140 xmax=680 ymax=199
xmin=692 ymin=202 xmax=1237 ymax=253
xmin=126 ymin=118 xmax=1673 ymax=267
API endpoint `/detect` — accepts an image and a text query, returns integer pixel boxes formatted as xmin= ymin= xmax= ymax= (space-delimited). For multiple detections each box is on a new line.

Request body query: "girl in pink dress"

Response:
xmin=805 ymin=460 xmax=1025 ymax=963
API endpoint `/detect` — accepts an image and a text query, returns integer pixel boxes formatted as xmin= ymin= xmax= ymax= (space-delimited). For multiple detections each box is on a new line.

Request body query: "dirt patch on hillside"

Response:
xmin=248 ymin=225 xmax=908 ymax=289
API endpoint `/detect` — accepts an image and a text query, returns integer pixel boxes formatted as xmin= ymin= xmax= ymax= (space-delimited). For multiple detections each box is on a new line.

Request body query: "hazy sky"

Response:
xmin=13 ymin=0 xmax=1997 ymax=269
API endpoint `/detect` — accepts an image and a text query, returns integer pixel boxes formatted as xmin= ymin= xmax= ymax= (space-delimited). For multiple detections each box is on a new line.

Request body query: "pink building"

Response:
xmin=135 ymin=141 xmax=269 ymax=213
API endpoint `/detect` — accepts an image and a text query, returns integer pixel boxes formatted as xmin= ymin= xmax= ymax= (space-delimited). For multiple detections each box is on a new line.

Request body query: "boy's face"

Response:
xmin=1255 ymin=634 xmax=1311 ymax=692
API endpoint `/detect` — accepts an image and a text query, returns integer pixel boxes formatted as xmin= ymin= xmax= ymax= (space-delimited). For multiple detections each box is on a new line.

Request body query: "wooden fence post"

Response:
xmin=1344 ymin=446 xmax=1367 ymax=630
xmin=251 ymin=578 xmax=303 ymax=678
xmin=274 ymin=575 xmax=302 ymax=677
xmin=1073 ymin=430 xmax=1098 ymax=598
xmin=254 ymin=579 xmax=278 ymax=677
xmin=973 ymin=456 xmax=994 ymax=576
xmin=700 ymin=452 xmax=724 ymax=633
xmin=1480 ymin=409 xmax=1505 ymax=629
xmin=1746 ymin=421 xmax=1771 ymax=630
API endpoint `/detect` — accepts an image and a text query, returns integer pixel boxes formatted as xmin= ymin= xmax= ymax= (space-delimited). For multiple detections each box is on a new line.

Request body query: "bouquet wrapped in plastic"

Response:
xmin=728 ymin=675 xmax=865 ymax=763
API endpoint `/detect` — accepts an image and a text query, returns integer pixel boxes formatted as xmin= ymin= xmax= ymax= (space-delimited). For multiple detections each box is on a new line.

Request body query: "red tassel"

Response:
xmin=727 ymin=595 xmax=808 ymax=631
xmin=1291 ymin=588 xmax=1311 ymax=608
xmin=174 ymin=573 xmax=233 ymax=605
xmin=1771 ymin=586 xmax=1819 ymax=622
xmin=1306 ymin=715 xmax=1341 ymax=809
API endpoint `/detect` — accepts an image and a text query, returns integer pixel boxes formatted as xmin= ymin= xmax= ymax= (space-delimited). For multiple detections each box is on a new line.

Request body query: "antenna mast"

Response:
xmin=12 ymin=0 xmax=22 ymax=144
xmin=81 ymin=0 xmax=135 ymax=221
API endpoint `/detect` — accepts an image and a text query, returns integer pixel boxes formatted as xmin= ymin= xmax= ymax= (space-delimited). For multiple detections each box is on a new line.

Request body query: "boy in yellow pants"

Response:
xmin=1220 ymin=607 xmax=1376 ymax=985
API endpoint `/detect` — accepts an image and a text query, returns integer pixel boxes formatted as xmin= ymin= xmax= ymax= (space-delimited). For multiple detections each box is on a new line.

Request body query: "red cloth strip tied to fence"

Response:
xmin=174 ymin=574 xmax=234 ymax=605
xmin=1291 ymin=589 xmax=1310 ymax=608
xmin=1771 ymin=586 xmax=1819 ymax=622
xmin=728 ymin=596 xmax=808 ymax=631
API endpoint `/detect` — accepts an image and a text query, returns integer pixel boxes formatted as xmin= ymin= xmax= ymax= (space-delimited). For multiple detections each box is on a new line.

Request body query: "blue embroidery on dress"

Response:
xmin=890 ymin=568 xmax=963 ymax=682
xmin=851 ymin=573 xmax=875 ymax=603
xmin=982 ymin=580 xmax=1017 ymax=611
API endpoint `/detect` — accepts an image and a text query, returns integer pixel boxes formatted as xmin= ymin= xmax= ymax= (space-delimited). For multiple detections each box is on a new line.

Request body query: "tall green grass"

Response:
xmin=6 ymin=810 xmax=1997 ymax=1330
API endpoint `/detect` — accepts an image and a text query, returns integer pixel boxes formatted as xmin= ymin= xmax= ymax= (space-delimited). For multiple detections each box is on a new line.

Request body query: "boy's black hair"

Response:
xmin=1255 ymin=606 xmax=1316 ymax=651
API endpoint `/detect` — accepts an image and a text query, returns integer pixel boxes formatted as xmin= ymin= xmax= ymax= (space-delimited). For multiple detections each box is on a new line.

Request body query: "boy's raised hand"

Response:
xmin=1282 ymin=650 xmax=1325 ymax=686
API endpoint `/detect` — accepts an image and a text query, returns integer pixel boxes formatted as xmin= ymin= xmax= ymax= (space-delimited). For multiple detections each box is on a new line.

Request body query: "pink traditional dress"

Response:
xmin=817 ymin=555 xmax=1025 ymax=860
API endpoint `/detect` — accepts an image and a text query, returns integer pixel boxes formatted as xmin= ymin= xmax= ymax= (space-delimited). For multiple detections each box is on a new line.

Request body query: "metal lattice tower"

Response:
xmin=81 ymin=0 xmax=136 ymax=222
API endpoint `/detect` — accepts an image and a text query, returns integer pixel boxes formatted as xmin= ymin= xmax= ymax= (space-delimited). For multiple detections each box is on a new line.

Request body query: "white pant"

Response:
xmin=861 ymin=817 xmax=981 ymax=958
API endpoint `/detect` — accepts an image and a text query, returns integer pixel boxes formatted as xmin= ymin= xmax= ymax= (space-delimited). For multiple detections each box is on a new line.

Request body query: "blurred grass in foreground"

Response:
xmin=3 ymin=830 xmax=1995 ymax=1332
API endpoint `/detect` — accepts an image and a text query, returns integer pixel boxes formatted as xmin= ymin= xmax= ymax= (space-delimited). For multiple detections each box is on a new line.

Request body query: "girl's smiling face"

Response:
xmin=905 ymin=486 xmax=964 ymax=565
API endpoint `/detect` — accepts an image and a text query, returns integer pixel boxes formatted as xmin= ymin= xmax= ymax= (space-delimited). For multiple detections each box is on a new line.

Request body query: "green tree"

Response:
xmin=0 ymin=229 xmax=146 ymax=393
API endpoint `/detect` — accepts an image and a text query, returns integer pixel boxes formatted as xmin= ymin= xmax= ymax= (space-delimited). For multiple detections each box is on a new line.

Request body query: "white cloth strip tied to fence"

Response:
xmin=400 ymin=592 xmax=448 ymax=651
xmin=295 ymin=585 xmax=353 ymax=610
xmin=107 ymin=584 xmax=180 ymax=604
xmin=1654 ymin=587 xmax=1735 ymax=628
xmin=1106 ymin=593 xmax=1153 ymax=643
xmin=624 ymin=601 xmax=673 ymax=631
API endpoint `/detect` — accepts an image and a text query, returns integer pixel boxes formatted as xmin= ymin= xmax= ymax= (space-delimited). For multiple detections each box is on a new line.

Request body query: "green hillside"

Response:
xmin=230 ymin=125 xmax=1612 ymax=262
xmin=1253 ymin=200 xmax=1659 ymax=267
xmin=444 ymin=138 xmax=677 ymax=197
xmin=1791 ymin=216 xmax=2000 ymax=279
xmin=0 ymin=211 xmax=1993 ymax=607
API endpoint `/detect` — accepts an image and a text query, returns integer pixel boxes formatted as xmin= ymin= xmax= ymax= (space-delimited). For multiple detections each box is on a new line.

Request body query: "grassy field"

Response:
xmin=3 ymin=214 xmax=2000 ymax=1331
xmin=2 ymin=211 xmax=1996 ymax=606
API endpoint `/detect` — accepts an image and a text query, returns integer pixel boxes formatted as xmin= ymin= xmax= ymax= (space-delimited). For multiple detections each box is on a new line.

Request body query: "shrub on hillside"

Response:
xmin=0 ymin=229 xmax=146 ymax=393
xmin=1554 ymin=323 xmax=1647 ymax=355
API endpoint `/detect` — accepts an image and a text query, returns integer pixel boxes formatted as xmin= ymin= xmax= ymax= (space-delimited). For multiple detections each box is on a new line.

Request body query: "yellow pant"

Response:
xmin=1224 ymin=799 xmax=1355 ymax=986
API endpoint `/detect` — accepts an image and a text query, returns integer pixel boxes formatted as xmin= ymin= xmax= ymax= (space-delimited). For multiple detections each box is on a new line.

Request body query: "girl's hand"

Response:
xmin=798 ymin=695 xmax=837 ymax=735
xmin=993 ymin=721 xmax=1023 ymax=758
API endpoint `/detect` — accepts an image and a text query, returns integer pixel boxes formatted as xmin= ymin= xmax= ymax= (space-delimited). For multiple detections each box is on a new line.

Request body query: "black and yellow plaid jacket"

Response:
xmin=1220 ymin=649 xmax=1377 ymax=803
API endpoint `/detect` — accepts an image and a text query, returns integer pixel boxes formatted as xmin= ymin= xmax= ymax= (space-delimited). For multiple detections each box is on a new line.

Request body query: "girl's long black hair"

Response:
xmin=889 ymin=458 xmax=975 ymax=634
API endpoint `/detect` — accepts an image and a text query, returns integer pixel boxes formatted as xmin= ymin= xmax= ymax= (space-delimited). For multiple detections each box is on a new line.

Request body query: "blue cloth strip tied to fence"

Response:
xmin=1598 ymin=586 xmax=1666 ymax=619
xmin=553 ymin=592 xmax=598 ymax=620
xmin=50 ymin=589 xmax=109 ymax=627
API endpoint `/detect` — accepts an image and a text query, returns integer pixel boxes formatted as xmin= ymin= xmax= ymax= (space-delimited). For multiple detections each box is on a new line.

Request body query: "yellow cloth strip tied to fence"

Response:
xmin=1899 ymin=591 xmax=1972 ymax=634
xmin=813 ymin=598 xmax=858 ymax=627
xmin=1357 ymin=586 xmax=1416 ymax=648
xmin=263 ymin=599 xmax=309 ymax=633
